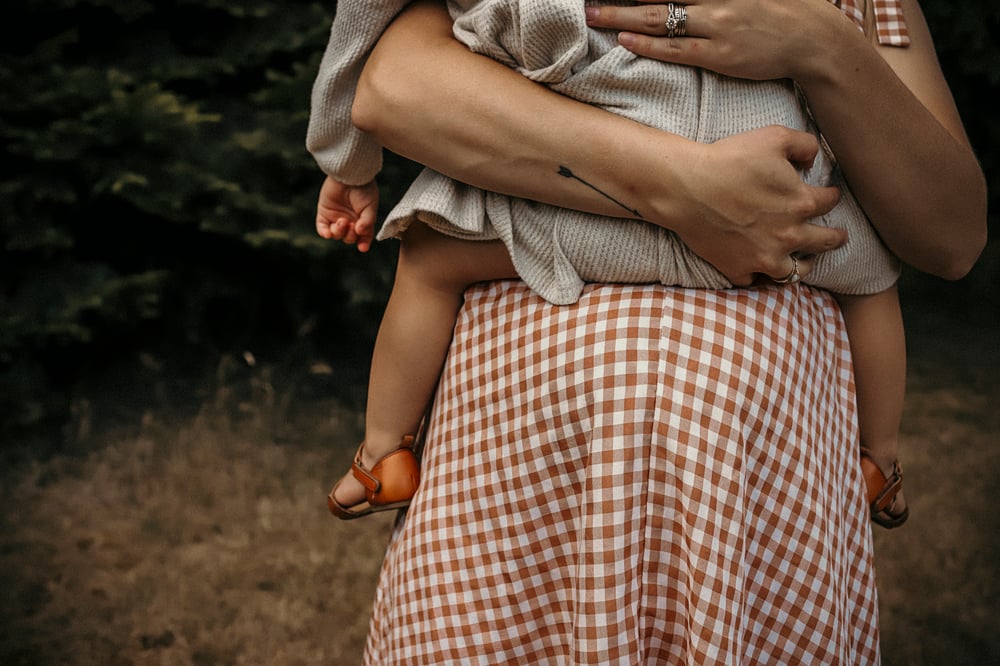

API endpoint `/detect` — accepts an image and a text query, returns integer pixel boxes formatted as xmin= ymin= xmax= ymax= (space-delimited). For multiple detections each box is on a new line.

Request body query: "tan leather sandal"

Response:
xmin=860 ymin=448 xmax=909 ymax=529
xmin=328 ymin=435 xmax=420 ymax=520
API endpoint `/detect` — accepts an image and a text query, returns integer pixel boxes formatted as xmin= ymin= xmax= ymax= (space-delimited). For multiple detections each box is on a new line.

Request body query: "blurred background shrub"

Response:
xmin=1 ymin=0 xmax=996 ymax=441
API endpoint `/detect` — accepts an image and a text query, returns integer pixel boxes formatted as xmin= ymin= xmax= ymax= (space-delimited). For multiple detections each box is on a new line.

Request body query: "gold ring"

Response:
xmin=773 ymin=255 xmax=801 ymax=284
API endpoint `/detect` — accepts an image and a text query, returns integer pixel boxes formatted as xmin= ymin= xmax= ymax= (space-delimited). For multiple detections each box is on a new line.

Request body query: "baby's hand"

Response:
xmin=316 ymin=176 xmax=379 ymax=253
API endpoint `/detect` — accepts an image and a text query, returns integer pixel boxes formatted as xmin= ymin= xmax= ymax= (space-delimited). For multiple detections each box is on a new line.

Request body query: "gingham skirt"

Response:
xmin=364 ymin=281 xmax=880 ymax=665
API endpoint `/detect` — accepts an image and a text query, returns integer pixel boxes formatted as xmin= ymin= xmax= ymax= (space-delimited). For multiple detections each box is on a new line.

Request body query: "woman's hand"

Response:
xmin=667 ymin=126 xmax=844 ymax=285
xmin=586 ymin=0 xmax=852 ymax=83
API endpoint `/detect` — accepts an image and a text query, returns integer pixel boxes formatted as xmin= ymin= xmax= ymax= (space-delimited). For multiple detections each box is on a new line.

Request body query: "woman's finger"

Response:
xmin=616 ymin=30 xmax=716 ymax=70
xmin=795 ymin=222 xmax=849 ymax=260
xmin=587 ymin=3 xmax=703 ymax=38
xmin=767 ymin=254 xmax=803 ymax=285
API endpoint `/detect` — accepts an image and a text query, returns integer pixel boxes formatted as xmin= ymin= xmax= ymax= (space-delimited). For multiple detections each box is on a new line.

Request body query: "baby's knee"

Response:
xmin=397 ymin=222 xmax=464 ymax=291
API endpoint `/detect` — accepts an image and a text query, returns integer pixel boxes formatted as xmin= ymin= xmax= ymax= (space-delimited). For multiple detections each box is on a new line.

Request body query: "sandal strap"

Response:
xmin=860 ymin=449 xmax=903 ymax=513
xmin=352 ymin=459 xmax=380 ymax=494
xmin=870 ymin=461 xmax=903 ymax=513
xmin=351 ymin=435 xmax=417 ymax=495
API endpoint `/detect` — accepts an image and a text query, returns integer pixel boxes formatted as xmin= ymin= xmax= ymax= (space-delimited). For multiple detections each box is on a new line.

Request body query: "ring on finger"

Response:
xmin=773 ymin=255 xmax=801 ymax=285
xmin=665 ymin=3 xmax=688 ymax=38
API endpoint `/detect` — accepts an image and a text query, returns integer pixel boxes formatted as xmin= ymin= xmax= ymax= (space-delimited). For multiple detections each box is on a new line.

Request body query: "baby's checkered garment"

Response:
xmin=364 ymin=282 xmax=879 ymax=665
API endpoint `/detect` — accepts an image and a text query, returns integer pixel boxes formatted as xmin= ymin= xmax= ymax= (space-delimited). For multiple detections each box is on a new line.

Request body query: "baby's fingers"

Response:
xmin=341 ymin=227 xmax=359 ymax=246
xmin=316 ymin=217 xmax=332 ymax=239
xmin=317 ymin=214 xmax=348 ymax=241
xmin=316 ymin=214 xmax=340 ymax=240
xmin=351 ymin=221 xmax=374 ymax=253
xmin=352 ymin=205 xmax=377 ymax=253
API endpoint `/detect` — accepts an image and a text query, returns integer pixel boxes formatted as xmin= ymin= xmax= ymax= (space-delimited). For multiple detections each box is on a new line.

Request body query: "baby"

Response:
xmin=307 ymin=0 xmax=909 ymax=528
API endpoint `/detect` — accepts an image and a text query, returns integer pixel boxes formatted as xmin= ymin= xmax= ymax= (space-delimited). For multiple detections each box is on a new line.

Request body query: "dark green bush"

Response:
xmin=0 ymin=0 xmax=420 ymax=436
xmin=1 ymin=0 xmax=997 ymax=437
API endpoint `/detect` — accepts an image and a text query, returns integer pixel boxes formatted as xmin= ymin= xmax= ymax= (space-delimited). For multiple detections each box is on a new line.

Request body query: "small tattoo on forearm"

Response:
xmin=557 ymin=166 xmax=643 ymax=218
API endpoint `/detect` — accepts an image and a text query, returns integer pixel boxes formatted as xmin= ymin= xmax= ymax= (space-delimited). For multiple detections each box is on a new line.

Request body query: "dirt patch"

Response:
xmin=1 ymin=311 xmax=997 ymax=664
xmin=872 ymin=309 xmax=1000 ymax=664
xmin=0 ymin=401 xmax=397 ymax=665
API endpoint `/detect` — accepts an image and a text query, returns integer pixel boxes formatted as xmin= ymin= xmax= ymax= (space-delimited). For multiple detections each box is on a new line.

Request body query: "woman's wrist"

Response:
xmin=789 ymin=8 xmax=869 ymax=90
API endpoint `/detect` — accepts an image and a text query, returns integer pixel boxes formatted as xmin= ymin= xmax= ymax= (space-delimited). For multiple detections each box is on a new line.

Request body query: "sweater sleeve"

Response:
xmin=305 ymin=2 xmax=408 ymax=185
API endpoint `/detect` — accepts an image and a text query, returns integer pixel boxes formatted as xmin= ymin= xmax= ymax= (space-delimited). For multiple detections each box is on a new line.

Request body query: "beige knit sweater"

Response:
xmin=306 ymin=0 xmax=899 ymax=303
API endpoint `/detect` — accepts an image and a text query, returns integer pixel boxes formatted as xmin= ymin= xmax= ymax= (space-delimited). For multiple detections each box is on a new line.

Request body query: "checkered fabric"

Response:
xmin=839 ymin=0 xmax=911 ymax=46
xmin=364 ymin=282 xmax=880 ymax=665
xmin=872 ymin=0 xmax=911 ymax=45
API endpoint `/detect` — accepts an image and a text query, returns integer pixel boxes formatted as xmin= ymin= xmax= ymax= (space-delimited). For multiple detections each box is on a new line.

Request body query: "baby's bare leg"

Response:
xmin=837 ymin=285 xmax=907 ymax=517
xmin=334 ymin=221 xmax=517 ymax=507
xmin=365 ymin=222 xmax=517 ymax=451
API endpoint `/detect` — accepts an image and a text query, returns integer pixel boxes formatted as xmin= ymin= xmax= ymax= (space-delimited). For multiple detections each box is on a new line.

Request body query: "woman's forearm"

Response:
xmin=794 ymin=0 xmax=987 ymax=279
xmin=352 ymin=1 xmax=693 ymax=222
xmin=352 ymin=0 xmax=847 ymax=285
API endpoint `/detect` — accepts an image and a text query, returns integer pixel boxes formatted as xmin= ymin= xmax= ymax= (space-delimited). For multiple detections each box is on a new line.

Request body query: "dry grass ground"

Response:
xmin=0 ymin=378 xmax=397 ymax=665
xmin=871 ymin=307 xmax=1000 ymax=664
xmin=1 ymin=303 xmax=997 ymax=665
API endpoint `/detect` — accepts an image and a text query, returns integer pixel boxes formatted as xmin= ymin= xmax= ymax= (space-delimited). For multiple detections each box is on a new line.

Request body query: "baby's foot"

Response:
xmin=330 ymin=470 xmax=367 ymax=510
xmin=329 ymin=443 xmax=381 ymax=512
xmin=327 ymin=437 xmax=420 ymax=520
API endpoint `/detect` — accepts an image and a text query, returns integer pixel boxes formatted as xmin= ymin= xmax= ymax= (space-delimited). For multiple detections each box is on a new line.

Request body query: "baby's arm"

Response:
xmin=306 ymin=1 xmax=409 ymax=184
xmin=316 ymin=176 xmax=379 ymax=253
xmin=307 ymin=3 xmax=409 ymax=254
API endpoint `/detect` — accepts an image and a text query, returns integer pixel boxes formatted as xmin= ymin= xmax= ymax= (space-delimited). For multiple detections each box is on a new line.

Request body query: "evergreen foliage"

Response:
xmin=1 ymin=1 xmax=417 ymax=434
xmin=1 ymin=0 xmax=997 ymax=436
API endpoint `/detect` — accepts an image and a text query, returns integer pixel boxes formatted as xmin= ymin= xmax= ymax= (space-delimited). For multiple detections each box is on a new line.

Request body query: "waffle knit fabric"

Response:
xmin=307 ymin=0 xmax=908 ymax=302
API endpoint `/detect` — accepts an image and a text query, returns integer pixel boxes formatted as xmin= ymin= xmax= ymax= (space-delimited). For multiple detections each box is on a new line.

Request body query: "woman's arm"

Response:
xmin=593 ymin=0 xmax=987 ymax=279
xmin=351 ymin=0 xmax=848 ymax=286
xmin=803 ymin=0 xmax=987 ymax=278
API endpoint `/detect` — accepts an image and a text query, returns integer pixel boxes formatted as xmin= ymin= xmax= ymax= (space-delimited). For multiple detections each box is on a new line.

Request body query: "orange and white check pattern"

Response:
xmin=839 ymin=0 xmax=911 ymax=45
xmin=364 ymin=282 xmax=879 ymax=665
